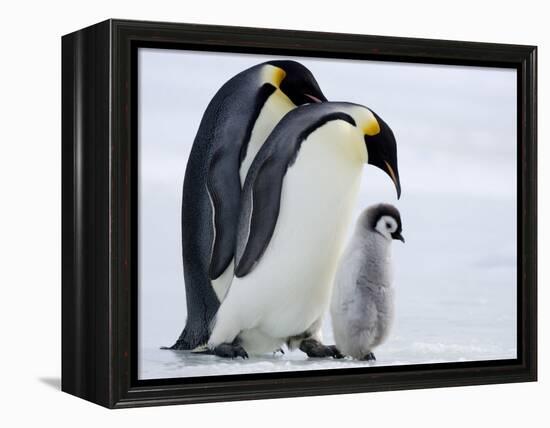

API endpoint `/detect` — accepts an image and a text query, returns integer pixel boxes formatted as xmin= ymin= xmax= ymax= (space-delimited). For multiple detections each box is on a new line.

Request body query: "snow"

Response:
xmin=137 ymin=49 xmax=517 ymax=380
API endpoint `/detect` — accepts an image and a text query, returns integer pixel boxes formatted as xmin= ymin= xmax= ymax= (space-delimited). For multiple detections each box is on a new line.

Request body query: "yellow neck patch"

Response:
xmin=271 ymin=66 xmax=286 ymax=88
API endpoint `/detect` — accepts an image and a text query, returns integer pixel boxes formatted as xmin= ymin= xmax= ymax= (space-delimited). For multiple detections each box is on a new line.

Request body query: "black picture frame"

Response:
xmin=61 ymin=19 xmax=537 ymax=408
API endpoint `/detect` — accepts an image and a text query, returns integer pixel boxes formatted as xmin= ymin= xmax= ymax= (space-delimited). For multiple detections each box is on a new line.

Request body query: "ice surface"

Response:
xmin=137 ymin=49 xmax=517 ymax=380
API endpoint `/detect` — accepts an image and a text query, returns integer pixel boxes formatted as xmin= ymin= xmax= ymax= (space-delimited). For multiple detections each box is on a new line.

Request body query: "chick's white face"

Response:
xmin=375 ymin=215 xmax=399 ymax=240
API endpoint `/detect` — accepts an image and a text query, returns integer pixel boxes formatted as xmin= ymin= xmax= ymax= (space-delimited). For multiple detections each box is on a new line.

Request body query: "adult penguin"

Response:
xmin=171 ymin=61 xmax=327 ymax=350
xmin=207 ymin=102 xmax=401 ymax=358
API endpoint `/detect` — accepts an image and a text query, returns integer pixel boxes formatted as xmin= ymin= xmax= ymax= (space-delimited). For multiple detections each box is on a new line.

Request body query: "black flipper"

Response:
xmin=208 ymin=82 xmax=279 ymax=280
xmin=207 ymin=146 xmax=242 ymax=279
xmin=234 ymin=157 xmax=285 ymax=277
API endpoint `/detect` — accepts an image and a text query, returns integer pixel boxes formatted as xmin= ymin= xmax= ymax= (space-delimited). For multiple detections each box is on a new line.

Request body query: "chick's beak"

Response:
xmin=392 ymin=231 xmax=405 ymax=243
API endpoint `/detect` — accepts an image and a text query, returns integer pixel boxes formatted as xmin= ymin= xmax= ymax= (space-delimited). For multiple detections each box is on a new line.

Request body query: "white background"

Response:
xmin=0 ymin=0 xmax=546 ymax=426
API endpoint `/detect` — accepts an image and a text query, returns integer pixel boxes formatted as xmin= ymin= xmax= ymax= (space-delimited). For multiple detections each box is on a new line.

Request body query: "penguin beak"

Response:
xmin=304 ymin=93 xmax=326 ymax=103
xmin=383 ymin=160 xmax=401 ymax=199
xmin=364 ymin=133 xmax=402 ymax=199
xmin=392 ymin=231 xmax=405 ymax=243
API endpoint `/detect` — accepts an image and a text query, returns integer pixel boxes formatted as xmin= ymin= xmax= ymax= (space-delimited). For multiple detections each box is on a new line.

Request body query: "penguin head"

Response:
xmin=364 ymin=203 xmax=405 ymax=242
xmin=363 ymin=111 xmax=401 ymax=199
xmin=353 ymin=107 xmax=401 ymax=199
xmin=266 ymin=60 xmax=328 ymax=105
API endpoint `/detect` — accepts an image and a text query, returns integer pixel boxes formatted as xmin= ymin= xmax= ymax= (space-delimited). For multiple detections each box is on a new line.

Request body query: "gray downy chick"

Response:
xmin=330 ymin=204 xmax=404 ymax=361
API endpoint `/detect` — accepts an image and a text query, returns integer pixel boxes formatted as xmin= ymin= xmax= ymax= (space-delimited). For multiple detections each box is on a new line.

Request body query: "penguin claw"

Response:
xmin=213 ymin=343 xmax=249 ymax=359
xmin=329 ymin=345 xmax=345 ymax=359
xmin=274 ymin=348 xmax=285 ymax=355
xmin=361 ymin=352 xmax=376 ymax=361
xmin=236 ymin=348 xmax=249 ymax=359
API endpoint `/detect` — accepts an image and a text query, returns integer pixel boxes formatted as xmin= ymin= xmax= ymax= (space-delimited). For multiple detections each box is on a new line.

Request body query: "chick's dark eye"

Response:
xmin=386 ymin=222 xmax=391 ymax=228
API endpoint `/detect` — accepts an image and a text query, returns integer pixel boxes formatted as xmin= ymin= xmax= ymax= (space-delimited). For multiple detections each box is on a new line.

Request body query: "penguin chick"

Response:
xmin=330 ymin=204 xmax=404 ymax=361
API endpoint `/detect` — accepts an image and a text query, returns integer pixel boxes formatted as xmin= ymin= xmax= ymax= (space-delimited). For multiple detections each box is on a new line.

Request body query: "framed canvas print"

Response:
xmin=61 ymin=19 xmax=537 ymax=408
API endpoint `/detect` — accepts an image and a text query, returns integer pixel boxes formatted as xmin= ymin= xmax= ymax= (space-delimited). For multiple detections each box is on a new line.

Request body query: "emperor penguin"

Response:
xmin=330 ymin=204 xmax=404 ymax=361
xmin=171 ymin=61 xmax=327 ymax=350
xmin=206 ymin=102 xmax=402 ymax=358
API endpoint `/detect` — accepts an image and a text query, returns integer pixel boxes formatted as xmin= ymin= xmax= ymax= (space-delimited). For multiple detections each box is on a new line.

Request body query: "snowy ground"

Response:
xmin=139 ymin=194 xmax=517 ymax=380
xmin=141 ymin=307 xmax=516 ymax=380
xmin=137 ymin=50 xmax=517 ymax=380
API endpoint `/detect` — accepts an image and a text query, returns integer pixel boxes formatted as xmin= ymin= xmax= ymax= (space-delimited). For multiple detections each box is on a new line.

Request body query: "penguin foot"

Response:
xmin=299 ymin=339 xmax=344 ymax=359
xmin=274 ymin=348 xmax=285 ymax=356
xmin=212 ymin=343 xmax=249 ymax=359
xmin=361 ymin=352 xmax=376 ymax=361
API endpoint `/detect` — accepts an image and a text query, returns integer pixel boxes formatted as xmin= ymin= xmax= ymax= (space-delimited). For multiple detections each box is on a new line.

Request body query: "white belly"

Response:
xmin=210 ymin=120 xmax=365 ymax=352
xmin=211 ymin=260 xmax=234 ymax=301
